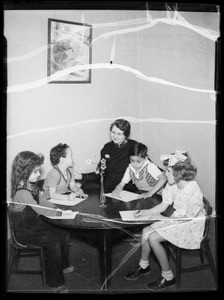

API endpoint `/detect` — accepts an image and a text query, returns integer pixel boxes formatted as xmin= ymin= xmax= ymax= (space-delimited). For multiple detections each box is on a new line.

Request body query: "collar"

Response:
xmin=129 ymin=159 xmax=150 ymax=179
xmin=114 ymin=139 xmax=128 ymax=148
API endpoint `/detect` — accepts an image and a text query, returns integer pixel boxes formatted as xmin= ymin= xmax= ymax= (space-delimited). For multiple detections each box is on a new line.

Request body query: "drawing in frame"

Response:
xmin=47 ymin=18 xmax=92 ymax=83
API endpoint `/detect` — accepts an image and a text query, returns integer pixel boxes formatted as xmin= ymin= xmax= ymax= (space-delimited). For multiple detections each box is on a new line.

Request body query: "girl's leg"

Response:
xmin=146 ymin=232 xmax=175 ymax=290
xmin=17 ymin=230 xmax=65 ymax=288
xmin=124 ymin=225 xmax=154 ymax=280
xmin=139 ymin=226 xmax=155 ymax=266
xmin=51 ymin=226 xmax=71 ymax=269
xmin=148 ymin=231 xmax=170 ymax=271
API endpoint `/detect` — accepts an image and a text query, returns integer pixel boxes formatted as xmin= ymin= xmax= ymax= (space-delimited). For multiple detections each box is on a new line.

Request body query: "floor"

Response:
xmin=5 ymin=217 xmax=218 ymax=295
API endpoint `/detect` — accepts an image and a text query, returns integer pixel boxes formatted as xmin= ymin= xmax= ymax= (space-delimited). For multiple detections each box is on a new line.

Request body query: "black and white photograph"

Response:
xmin=3 ymin=0 xmax=221 ymax=295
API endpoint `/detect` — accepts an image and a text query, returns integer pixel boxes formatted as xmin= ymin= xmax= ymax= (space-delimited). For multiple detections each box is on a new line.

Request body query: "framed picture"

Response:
xmin=47 ymin=18 xmax=92 ymax=83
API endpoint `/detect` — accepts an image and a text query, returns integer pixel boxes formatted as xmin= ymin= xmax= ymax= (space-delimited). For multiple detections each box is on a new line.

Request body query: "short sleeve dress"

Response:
xmin=151 ymin=181 xmax=206 ymax=249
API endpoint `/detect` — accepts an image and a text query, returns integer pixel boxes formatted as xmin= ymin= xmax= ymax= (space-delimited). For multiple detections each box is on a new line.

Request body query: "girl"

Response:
xmin=112 ymin=142 xmax=167 ymax=198
xmin=10 ymin=151 xmax=74 ymax=293
xmin=124 ymin=149 xmax=206 ymax=291
xmin=75 ymin=119 xmax=138 ymax=193
xmin=43 ymin=143 xmax=87 ymax=201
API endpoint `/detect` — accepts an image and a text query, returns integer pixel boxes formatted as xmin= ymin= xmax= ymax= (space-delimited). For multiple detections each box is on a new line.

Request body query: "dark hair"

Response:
xmin=129 ymin=142 xmax=148 ymax=158
xmin=163 ymin=152 xmax=197 ymax=183
xmin=11 ymin=151 xmax=44 ymax=198
xmin=50 ymin=143 xmax=69 ymax=166
xmin=110 ymin=119 xmax=131 ymax=138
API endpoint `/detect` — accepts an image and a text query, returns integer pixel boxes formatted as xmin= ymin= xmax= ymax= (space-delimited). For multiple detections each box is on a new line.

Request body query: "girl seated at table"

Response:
xmin=124 ymin=148 xmax=206 ymax=291
xmin=43 ymin=143 xmax=88 ymax=201
xmin=112 ymin=142 xmax=167 ymax=198
xmin=10 ymin=151 xmax=74 ymax=293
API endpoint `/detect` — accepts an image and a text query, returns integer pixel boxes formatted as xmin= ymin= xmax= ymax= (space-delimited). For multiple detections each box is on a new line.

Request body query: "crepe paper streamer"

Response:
xmin=145 ymin=2 xmax=152 ymax=23
xmin=7 ymin=62 xmax=216 ymax=94
xmin=7 ymin=201 xmax=63 ymax=212
xmin=6 ymin=11 xmax=219 ymax=65
xmin=110 ymin=37 xmax=116 ymax=64
xmin=165 ymin=3 xmax=172 ymax=19
xmin=93 ymin=15 xmax=219 ymax=45
xmin=7 ymin=115 xmax=216 ymax=140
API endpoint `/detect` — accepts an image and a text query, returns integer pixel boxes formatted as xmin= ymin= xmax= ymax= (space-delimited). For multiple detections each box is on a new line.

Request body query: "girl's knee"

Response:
xmin=142 ymin=226 xmax=153 ymax=241
xmin=148 ymin=232 xmax=159 ymax=245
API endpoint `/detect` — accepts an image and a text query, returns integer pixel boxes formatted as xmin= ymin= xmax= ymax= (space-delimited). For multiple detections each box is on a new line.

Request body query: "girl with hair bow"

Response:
xmin=124 ymin=149 xmax=206 ymax=291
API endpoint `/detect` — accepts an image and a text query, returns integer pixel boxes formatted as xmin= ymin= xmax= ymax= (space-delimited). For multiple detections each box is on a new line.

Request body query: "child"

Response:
xmin=124 ymin=148 xmax=206 ymax=291
xmin=9 ymin=151 xmax=75 ymax=293
xmin=112 ymin=142 xmax=167 ymax=198
xmin=43 ymin=143 xmax=87 ymax=201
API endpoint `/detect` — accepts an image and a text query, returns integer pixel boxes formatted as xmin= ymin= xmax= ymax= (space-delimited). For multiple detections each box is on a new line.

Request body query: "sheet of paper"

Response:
xmin=119 ymin=210 xmax=162 ymax=221
xmin=47 ymin=211 xmax=78 ymax=219
xmin=105 ymin=190 xmax=139 ymax=202
xmin=49 ymin=197 xmax=86 ymax=206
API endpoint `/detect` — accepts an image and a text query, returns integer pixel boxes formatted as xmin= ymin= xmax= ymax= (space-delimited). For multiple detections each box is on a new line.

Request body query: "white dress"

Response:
xmin=151 ymin=181 xmax=206 ymax=249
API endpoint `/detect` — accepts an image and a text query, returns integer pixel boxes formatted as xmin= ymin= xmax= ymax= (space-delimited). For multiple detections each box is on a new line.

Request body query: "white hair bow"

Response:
xmin=160 ymin=149 xmax=187 ymax=166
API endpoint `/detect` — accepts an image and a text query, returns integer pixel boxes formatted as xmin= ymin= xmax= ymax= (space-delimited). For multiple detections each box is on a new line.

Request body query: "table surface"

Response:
xmin=42 ymin=190 xmax=163 ymax=230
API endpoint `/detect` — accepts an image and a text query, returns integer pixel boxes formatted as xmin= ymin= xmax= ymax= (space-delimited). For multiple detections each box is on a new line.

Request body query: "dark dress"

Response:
xmin=11 ymin=187 xmax=71 ymax=288
xmin=81 ymin=139 xmax=138 ymax=193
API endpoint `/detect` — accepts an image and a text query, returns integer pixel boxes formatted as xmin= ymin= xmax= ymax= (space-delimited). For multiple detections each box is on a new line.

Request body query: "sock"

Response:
xmin=161 ymin=270 xmax=174 ymax=281
xmin=139 ymin=259 xmax=149 ymax=269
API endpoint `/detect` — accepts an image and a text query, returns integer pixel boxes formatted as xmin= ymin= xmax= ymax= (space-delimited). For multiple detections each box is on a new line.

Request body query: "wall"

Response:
xmin=5 ymin=9 xmax=219 ymax=208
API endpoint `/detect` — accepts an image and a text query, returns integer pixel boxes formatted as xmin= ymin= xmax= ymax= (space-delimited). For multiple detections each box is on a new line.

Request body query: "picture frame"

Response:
xmin=47 ymin=18 xmax=92 ymax=83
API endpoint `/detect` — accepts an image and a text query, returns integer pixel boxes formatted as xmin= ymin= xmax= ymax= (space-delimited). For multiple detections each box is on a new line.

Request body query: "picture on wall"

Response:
xmin=47 ymin=18 xmax=92 ymax=83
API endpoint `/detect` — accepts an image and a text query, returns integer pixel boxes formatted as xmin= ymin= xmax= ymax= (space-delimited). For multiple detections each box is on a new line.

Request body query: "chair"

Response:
xmin=165 ymin=197 xmax=217 ymax=288
xmin=7 ymin=208 xmax=46 ymax=287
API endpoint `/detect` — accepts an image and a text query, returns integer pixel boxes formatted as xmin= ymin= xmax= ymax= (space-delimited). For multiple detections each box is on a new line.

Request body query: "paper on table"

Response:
xmin=47 ymin=211 xmax=78 ymax=219
xmin=119 ymin=210 xmax=162 ymax=221
xmin=49 ymin=197 xmax=86 ymax=206
xmin=105 ymin=190 xmax=139 ymax=202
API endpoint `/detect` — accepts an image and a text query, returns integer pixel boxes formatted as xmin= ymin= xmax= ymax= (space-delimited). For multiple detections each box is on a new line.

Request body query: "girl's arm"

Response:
xmin=70 ymin=182 xmax=87 ymax=198
xmin=112 ymin=181 xmax=126 ymax=197
xmin=15 ymin=190 xmax=62 ymax=217
xmin=135 ymin=201 xmax=169 ymax=218
xmin=49 ymin=186 xmax=77 ymax=201
xmin=112 ymin=167 xmax=131 ymax=197
xmin=139 ymin=172 xmax=167 ymax=198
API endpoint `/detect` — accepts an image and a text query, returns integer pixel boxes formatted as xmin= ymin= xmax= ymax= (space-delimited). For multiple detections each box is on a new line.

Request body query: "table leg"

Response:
xmin=99 ymin=230 xmax=112 ymax=290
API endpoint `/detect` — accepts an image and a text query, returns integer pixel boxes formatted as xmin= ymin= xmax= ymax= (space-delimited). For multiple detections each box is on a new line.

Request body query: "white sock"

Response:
xmin=139 ymin=259 xmax=149 ymax=269
xmin=161 ymin=270 xmax=174 ymax=281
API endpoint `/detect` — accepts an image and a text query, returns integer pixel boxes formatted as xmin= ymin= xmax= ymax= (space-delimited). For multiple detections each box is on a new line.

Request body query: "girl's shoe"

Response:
xmin=63 ymin=265 xmax=75 ymax=274
xmin=146 ymin=276 xmax=176 ymax=291
xmin=124 ymin=265 xmax=151 ymax=280
xmin=50 ymin=285 xmax=69 ymax=293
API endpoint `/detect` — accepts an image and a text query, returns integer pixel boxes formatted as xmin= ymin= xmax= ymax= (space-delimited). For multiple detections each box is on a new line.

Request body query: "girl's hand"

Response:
xmin=112 ymin=189 xmax=121 ymax=198
xmin=68 ymin=193 xmax=76 ymax=201
xmin=133 ymin=210 xmax=151 ymax=219
xmin=138 ymin=192 xmax=153 ymax=199
xmin=77 ymin=188 xmax=88 ymax=199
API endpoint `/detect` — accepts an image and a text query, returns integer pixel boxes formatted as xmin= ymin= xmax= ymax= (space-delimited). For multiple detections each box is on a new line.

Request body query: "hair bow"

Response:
xmin=160 ymin=149 xmax=187 ymax=166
